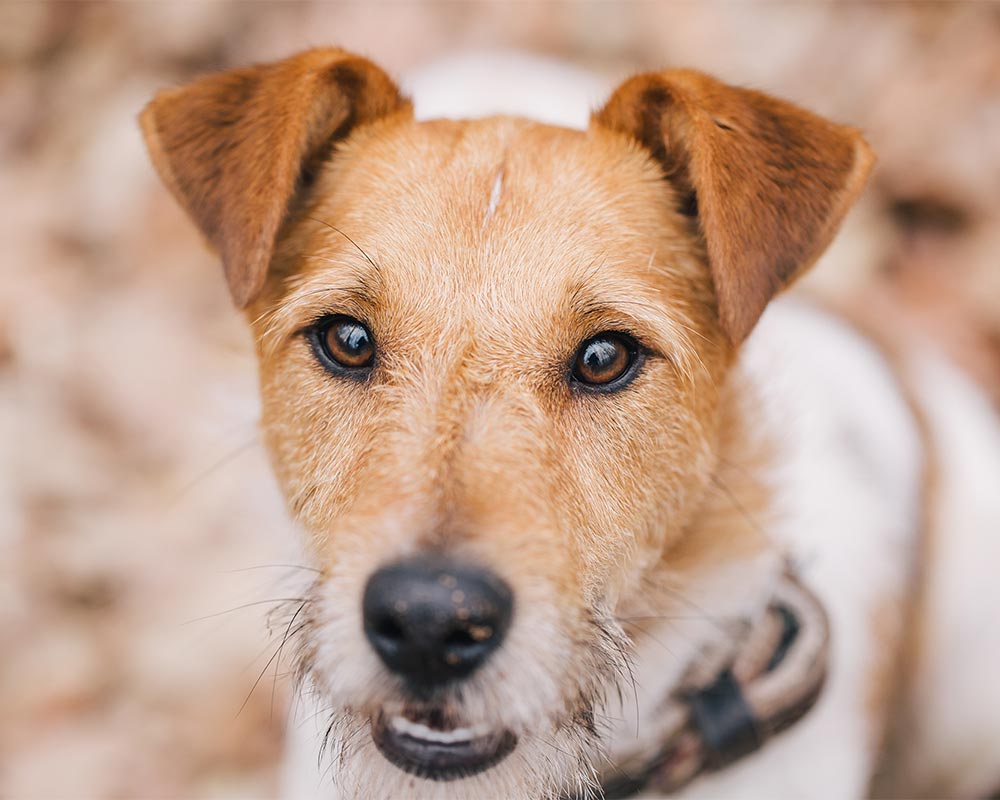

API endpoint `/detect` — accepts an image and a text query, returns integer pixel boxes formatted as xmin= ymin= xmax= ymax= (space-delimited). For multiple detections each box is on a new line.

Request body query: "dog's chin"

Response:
xmin=320 ymin=702 xmax=599 ymax=800
xmin=371 ymin=710 xmax=517 ymax=781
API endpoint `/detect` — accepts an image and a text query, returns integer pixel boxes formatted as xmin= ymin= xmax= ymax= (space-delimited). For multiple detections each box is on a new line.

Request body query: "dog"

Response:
xmin=139 ymin=48 xmax=1000 ymax=799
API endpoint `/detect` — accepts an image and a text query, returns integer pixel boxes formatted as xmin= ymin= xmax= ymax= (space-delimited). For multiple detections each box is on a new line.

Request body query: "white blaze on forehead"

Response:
xmin=483 ymin=164 xmax=504 ymax=228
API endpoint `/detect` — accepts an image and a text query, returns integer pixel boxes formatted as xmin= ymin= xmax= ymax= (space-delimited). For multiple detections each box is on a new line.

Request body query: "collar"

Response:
xmin=597 ymin=568 xmax=830 ymax=798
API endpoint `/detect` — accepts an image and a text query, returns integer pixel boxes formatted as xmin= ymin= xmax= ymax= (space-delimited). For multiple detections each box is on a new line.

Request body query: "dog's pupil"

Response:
xmin=585 ymin=340 xmax=618 ymax=371
xmin=338 ymin=323 xmax=369 ymax=355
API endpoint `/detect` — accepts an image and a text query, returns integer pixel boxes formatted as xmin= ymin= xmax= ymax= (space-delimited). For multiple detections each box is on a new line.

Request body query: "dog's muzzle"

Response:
xmin=362 ymin=555 xmax=517 ymax=779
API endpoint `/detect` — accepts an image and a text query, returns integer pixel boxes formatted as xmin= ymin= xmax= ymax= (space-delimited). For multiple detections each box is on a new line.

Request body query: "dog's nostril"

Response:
xmin=373 ymin=616 xmax=405 ymax=642
xmin=444 ymin=627 xmax=484 ymax=648
xmin=362 ymin=556 xmax=513 ymax=688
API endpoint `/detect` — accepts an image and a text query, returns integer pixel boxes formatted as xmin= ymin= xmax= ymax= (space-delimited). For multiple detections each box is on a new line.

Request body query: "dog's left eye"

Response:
xmin=310 ymin=315 xmax=375 ymax=374
xmin=571 ymin=332 xmax=640 ymax=389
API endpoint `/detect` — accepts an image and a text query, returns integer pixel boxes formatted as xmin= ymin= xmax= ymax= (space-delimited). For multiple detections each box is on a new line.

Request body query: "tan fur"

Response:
xmin=139 ymin=49 xmax=872 ymax=798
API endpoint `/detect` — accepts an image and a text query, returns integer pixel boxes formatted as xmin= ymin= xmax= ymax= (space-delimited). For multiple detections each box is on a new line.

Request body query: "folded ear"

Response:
xmin=140 ymin=48 xmax=410 ymax=307
xmin=593 ymin=70 xmax=874 ymax=343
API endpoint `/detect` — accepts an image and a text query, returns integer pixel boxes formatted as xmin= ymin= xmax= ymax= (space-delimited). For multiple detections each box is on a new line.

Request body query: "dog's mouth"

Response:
xmin=371 ymin=710 xmax=517 ymax=781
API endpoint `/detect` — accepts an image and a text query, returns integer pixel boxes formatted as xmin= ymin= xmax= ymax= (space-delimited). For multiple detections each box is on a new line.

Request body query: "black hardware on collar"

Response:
xmin=685 ymin=667 xmax=762 ymax=770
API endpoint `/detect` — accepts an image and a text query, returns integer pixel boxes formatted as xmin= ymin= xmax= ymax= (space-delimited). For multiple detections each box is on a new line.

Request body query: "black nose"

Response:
xmin=362 ymin=556 xmax=514 ymax=688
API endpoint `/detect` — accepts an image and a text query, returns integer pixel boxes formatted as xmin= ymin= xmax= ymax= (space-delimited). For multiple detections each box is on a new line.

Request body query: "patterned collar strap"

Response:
xmin=600 ymin=569 xmax=830 ymax=798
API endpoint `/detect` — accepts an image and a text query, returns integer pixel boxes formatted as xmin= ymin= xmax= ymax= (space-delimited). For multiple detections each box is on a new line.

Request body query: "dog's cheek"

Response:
xmin=257 ymin=352 xmax=381 ymax=536
xmin=557 ymin=371 xmax=719 ymax=596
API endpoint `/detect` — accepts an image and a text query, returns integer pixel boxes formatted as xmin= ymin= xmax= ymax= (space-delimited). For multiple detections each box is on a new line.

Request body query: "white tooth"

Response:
xmin=388 ymin=715 xmax=493 ymax=744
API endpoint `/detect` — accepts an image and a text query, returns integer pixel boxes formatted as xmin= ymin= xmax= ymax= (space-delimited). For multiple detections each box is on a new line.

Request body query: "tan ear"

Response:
xmin=593 ymin=70 xmax=874 ymax=343
xmin=140 ymin=48 xmax=410 ymax=307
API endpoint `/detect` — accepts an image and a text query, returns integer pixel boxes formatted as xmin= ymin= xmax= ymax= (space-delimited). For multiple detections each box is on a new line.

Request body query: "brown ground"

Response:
xmin=2 ymin=3 xmax=998 ymax=797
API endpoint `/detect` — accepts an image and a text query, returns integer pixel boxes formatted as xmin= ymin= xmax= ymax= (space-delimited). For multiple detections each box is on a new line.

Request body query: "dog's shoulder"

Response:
xmin=745 ymin=297 xmax=1000 ymax=797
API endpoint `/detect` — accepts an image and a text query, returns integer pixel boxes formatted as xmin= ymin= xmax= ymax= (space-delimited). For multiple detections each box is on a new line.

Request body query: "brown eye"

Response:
xmin=571 ymin=332 xmax=639 ymax=389
xmin=313 ymin=315 xmax=375 ymax=372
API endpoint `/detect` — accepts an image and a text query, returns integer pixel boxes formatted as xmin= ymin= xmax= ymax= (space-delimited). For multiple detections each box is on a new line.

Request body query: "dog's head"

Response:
xmin=141 ymin=49 xmax=871 ymax=798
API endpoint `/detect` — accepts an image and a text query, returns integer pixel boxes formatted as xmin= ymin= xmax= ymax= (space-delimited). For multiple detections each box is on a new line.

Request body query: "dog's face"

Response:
xmin=255 ymin=119 xmax=725 ymax=795
xmin=141 ymin=50 xmax=871 ymax=798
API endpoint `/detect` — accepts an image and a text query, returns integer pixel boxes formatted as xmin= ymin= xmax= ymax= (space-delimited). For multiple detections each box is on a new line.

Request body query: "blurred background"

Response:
xmin=2 ymin=2 xmax=998 ymax=797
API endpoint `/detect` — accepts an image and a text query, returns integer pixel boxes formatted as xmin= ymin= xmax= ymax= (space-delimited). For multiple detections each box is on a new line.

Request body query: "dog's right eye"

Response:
xmin=571 ymin=332 xmax=640 ymax=390
xmin=310 ymin=315 xmax=375 ymax=374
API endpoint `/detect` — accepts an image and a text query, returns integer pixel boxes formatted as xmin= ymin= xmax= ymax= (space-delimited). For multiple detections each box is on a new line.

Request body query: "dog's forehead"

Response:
xmin=315 ymin=118 xmax=681 ymax=280
xmin=271 ymin=116 xmax=699 ymax=354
